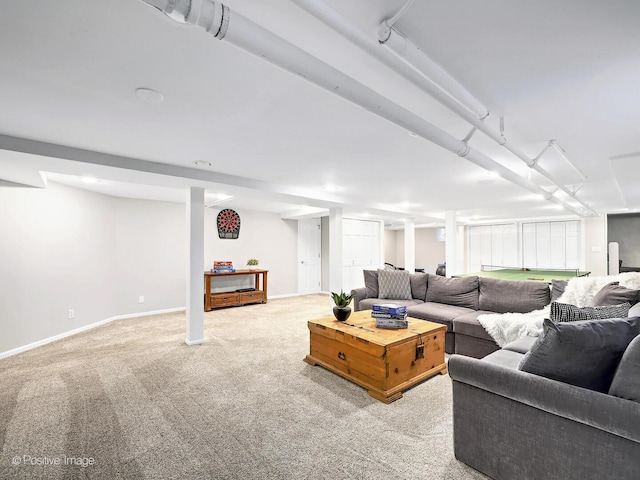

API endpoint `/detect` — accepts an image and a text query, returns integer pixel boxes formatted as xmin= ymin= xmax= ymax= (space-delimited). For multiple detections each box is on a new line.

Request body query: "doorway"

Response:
xmin=298 ymin=218 xmax=322 ymax=294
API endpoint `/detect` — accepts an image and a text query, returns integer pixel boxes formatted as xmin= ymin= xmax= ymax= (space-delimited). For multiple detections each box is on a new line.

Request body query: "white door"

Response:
xmin=298 ymin=218 xmax=321 ymax=294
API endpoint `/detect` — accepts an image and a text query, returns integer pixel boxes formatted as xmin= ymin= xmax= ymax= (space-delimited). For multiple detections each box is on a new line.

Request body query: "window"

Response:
xmin=522 ymin=221 xmax=581 ymax=269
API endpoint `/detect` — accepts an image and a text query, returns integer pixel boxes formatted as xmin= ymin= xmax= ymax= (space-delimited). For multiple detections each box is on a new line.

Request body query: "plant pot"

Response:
xmin=333 ymin=306 xmax=351 ymax=322
xmin=247 ymin=265 xmax=258 ymax=270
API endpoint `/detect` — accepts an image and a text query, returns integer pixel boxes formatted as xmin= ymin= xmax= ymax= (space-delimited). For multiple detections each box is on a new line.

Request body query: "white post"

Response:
xmin=609 ymin=242 xmax=620 ymax=275
xmin=186 ymin=187 xmax=205 ymax=345
xmin=445 ymin=211 xmax=458 ymax=277
xmin=329 ymin=208 xmax=343 ymax=296
xmin=404 ymin=218 xmax=415 ymax=273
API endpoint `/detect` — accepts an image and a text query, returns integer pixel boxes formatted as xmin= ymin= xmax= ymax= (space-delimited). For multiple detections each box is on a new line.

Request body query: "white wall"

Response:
xmin=0 ymin=183 xmax=300 ymax=356
xmin=384 ymin=229 xmax=398 ymax=266
xmin=386 ymin=227 xmax=446 ymax=273
xmin=416 ymin=227 xmax=447 ymax=274
xmin=0 ymin=183 xmax=117 ymax=355
xmin=204 ymin=208 xmax=298 ymax=296
xmin=115 ymin=199 xmax=186 ymax=314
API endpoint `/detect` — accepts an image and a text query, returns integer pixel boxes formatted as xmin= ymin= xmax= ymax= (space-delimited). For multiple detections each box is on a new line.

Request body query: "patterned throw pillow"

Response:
xmin=550 ymin=301 xmax=631 ymax=323
xmin=377 ymin=269 xmax=412 ymax=300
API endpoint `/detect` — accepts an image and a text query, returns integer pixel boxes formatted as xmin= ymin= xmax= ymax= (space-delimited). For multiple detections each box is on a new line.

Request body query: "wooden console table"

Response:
xmin=204 ymin=269 xmax=268 ymax=311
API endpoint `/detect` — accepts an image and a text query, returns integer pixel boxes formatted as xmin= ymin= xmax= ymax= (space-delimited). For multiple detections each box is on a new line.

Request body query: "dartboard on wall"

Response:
xmin=217 ymin=209 xmax=241 ymax=239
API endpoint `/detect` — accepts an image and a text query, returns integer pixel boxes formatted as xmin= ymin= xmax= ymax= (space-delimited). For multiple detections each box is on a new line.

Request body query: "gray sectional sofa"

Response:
xmin=449 ymin=315 xmax=640 ymax=480
xmin=351 ymin=271 xmax=550 ymax=358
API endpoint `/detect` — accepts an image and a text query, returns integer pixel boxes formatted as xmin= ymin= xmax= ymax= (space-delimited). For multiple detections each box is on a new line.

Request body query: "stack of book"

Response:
xmin=212 ymin=261 xmax=235 ymax=273
xmin=371 ymin=304 xmax=408 ymax=329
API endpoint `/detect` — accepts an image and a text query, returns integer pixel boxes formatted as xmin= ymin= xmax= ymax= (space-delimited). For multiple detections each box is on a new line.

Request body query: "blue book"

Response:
xmin=372 ymin=303 xmax=407 ymax=315
xmin=371 ymin=311 xmax=408 ymax=320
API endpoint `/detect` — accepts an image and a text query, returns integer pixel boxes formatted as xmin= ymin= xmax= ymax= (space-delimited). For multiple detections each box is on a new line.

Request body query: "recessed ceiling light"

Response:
xmin=408 ymin=131 xmax=418 ymax=137
xmin=194 ymin=161 xmax=212 ymax=167
xmin=80 ymin=176 xmax=100 ymax=184
xmin=135 ymin=87 xmax=164 ymax=102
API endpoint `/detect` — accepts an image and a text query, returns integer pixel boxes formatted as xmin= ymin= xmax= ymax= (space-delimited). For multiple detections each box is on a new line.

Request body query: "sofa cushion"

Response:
xmin=609 ymin=334 xmax=640 ymax=402
xmin=518 ymin=317 xmax=640 ymax=392
xmin=481 ymin=349 xmax=524 ymax=369
xmin=407 ymin=302 xmax=475 ymax=332
xmin=452 ymin=311 xmax=495 ymax=342
xmin=591 ymin=281 xmax=639 ymax=307
xmin=425 ymin=274 xmax=479 ymax=310
xmin=502 ymin=335 xmax=537 ymax=354
xmin=479 ymin=277 xmax=551 ymax=313
xmin=551 ymin=279 xmax=568 ymax=302
xmin=550 ymin=301 xmax=631 ymax=323
xmin=409 ymin=273 xmax=428 ymax=301
xmin=378 ymin=269 xmax=412 ymax=300
xmin=359 ymin=297 xmax=423 ymax=311
xmin=363 ymin=269 xmax=379 ymax=298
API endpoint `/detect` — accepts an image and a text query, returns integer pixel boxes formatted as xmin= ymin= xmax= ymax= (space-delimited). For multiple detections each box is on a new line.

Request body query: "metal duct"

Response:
xmin=291 ymin=0 xmax=596 ymax=216
xmin=139 ymin=0 xmax=583 ymax=216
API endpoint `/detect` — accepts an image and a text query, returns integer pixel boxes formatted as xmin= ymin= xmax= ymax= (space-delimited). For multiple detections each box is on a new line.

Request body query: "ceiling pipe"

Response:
xmin=379 ymin=20 xmax=490 ymax=121
xmin=139 ymin=0 xmax=583 ymax=216
xmin=378 ymin=0 xmax=414 ymax=41
xmin=548 ymin=140 xmax=588 ymax=181
xmin=290 ymin=0 xmax=596 ymax=216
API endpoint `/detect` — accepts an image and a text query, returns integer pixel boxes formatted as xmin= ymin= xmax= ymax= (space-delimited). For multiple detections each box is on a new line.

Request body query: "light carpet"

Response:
xmin=0 ymin=294 xmax=487 ymax=479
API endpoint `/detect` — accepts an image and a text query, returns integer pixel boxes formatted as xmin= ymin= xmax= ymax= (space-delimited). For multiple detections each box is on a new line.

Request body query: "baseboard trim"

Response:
xmin=0 ymin=306 xmax=186 ymax=360
xmin=269 ymin=292 xmax=329 ymax=299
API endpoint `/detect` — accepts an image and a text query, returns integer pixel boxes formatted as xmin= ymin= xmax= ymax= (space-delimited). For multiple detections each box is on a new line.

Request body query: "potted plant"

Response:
xmin=331 ymin=290 xmax=353 ymax=322
xmin=246 ymin=258 xmax=259 ymax=270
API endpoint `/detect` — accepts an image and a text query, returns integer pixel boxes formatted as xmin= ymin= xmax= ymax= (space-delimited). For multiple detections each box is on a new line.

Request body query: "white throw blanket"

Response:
xmin=477 ymin=272 xmax=640 ymax=347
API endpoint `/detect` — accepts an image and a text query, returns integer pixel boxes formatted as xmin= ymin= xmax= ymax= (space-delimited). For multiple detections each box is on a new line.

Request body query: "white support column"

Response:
xmin=186 ymin=187 xmax=205 ymax=345
xmin=404 ymin=218 xmax=415 ymax=273
xmin=445 ymin=211 xmax=458 ymax=277
xmin=609 ymin=242 xmax=620 ymax=275
xmin=328 ymin=208 xmax=343 ymax=295
xmin=379 ymin=220 xmax=386 ymax=268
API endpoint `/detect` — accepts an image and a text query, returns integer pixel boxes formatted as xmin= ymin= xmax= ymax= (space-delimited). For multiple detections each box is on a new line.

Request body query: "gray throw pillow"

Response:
xmin=591 ymin=281 xmax=639 ymax=307
xmin=609 ymin=334 xmax=640 ymax=402
xmin=409 ymin=273 xmax=428 ymax=301
xmin=519 ymin=317 xmax=640 ymax=392
xmin=363 ymin=270 xmax=379 ymax=298
xmin=551 ymin=279 xmax=568 ymax=302
xmin=425 ymin=274 xmax=479 ymax=309
xmin=549 ymin=301 xmax=631 ymax=323
xmin=378 ymin=269 xmax=412 ymax=300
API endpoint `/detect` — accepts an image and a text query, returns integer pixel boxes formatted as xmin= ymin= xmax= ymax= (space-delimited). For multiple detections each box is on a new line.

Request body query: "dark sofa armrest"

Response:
xmin=448 ymin=354 xmax=640 ymax=443
xmin=351 ymin=287 xmax=367 ymax=312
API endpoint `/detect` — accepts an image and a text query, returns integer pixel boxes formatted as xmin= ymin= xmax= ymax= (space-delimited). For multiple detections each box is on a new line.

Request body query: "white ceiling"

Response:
xmin=1 ymin=0 xmax=639 ymax=225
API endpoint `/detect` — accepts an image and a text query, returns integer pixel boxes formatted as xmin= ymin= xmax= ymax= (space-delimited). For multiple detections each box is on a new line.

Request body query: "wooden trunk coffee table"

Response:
xmin=304 ymin=310 xmax=447 ymax=403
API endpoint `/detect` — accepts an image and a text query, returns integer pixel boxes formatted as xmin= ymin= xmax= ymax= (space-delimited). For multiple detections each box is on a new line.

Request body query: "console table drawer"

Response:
xmin=210 ymin=293 xmax=240 ymax=307
xmin=239 ymin=290 xmax=264 ymax=304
